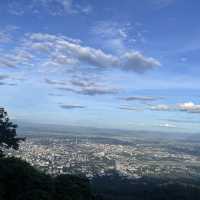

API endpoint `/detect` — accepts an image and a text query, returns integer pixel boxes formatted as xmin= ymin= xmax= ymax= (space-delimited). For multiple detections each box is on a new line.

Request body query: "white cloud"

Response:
xmin=159 ymin=123 xmax=176 ymax=128
xmin=177 ymin=102 xmax=200 ymax=113
xmin=150 ymin=102 xmax=200 ymax=113
xmin=122 ymin=51 xmax=160 ymax=73
xmin=150 ymin=104 xmax=171 ymax=111
xmin=57 ymin=39 xmax=119 ymax=68
xmin=25 ymin=33 xmax=160 ymax=73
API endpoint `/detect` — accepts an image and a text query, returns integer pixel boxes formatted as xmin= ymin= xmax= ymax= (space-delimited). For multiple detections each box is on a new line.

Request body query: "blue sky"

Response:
xmin=0 ymin=0 xmax=200 ymax=133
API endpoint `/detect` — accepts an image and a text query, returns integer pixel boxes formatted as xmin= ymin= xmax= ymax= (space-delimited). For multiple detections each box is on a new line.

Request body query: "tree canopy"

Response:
xmin=0 ymin=108 xmax=23 ymax=157
xmin=0 ymin=157 xmax=94 ymax=200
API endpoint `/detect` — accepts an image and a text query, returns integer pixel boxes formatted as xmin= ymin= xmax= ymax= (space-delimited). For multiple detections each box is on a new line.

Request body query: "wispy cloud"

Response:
xmin=119 ymin=106 xmax=142 ymax=111
xmin=48 ymin=93 xmax=65 ymax=97
xmin=123 ymin=96 xmax=163 ymax=102
xmin=45 ymin=79 xmax=66 ymax=85
xmin=0 ymin=74 xmax=17 ymax=86
xmin=58 ymin=84 xmax=119 ymax=96
xmin=45 ymin=78 xmax=120 ymax=96
xmin=0 ymin=32 xmax=11 ymax=43
xmin=91 ymin=20 xmax=149 ymax=55
xmin=0 ymin=50 xmax=33 ymax=68
xmin=0 ymin=75 xmax=9 ymax=80
xmin=0 ymin=25 xmax=19 ymax=43
xmin=164 ymin=119 xmax=200 ymax=124
xmin=150 ymin=0 xmax=176 ymax=9
xmin=8 ymin=1 xmax=25 ymax=16
xmin=91 ymin=21 xmax=130 ymax=53
xmin=92 ymin=21 xmax=129 ymax=40
xmin=60 ymin=104 xmax=85 ymax=109
xmin=7 ymin=0 xmax=92 ymax=16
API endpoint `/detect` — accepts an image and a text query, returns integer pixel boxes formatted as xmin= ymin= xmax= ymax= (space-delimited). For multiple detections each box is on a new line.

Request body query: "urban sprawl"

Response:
xmin=8 ymin=135 xmax=200 ymax=179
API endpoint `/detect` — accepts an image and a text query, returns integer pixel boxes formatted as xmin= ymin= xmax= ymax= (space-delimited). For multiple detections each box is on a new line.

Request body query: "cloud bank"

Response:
xmin=26 ymin=33 xmax=160 ymax=73
xmin=150 ymin=102 xmax=200 ymax=113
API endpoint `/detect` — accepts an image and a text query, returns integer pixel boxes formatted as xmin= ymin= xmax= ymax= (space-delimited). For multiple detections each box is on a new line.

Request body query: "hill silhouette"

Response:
xmin=0 ymin=157 xmax=94 ymax=200
xmin=1 ymin=157 xmax=200 ymax=200
xmin=92 ymin=172 xmax=200 ymax=200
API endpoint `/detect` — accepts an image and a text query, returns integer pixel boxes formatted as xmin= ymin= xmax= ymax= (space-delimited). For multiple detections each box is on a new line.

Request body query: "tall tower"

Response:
xmin=115 ymin=160 xmax=121 ymax=171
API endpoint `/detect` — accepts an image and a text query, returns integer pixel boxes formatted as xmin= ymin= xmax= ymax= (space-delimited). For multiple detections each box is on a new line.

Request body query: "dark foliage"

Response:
xmin=92 ymin=172 xmax=200 ymax=200
xmin=0 ymin=157 xmax=94 ymax=200
xmin=0 ymin=108 xmax=24 ymax=157
xmin=1 ymin=157 xmax=200 ymax=200
xmin=54 ymin=174 xmax=93 ymax=200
